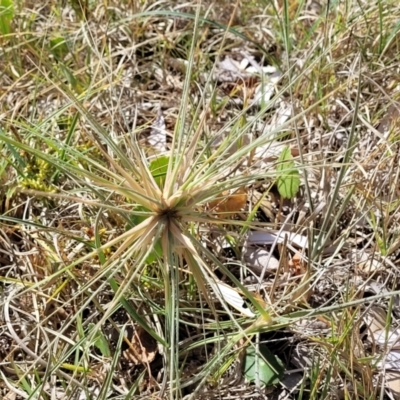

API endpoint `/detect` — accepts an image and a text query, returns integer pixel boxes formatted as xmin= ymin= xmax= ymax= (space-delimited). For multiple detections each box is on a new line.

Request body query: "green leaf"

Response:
xmin=126 ymin=205 xmax=150 ymax=228
xmin=60 ymin=64 xmax=82 ymax=93
xmin=144 ymin=239 xmax=163 ymax=264
xmin=0 ymin=0 xmax=14 ymax=35
xmin=149 ymin=155 xmax=169 ymax=189
xmin=276 ymin=146 xmax=300 ymax=199
xmin=50 ymin=37 xmax=69 ymax=60
xmin=88 ymin=323 xmax=111 ymax=357
xmin=244 ymin=344 xmax=284 ymax=386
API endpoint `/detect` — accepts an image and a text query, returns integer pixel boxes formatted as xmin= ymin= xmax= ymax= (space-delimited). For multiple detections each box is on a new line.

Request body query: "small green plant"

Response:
xmin=87 ymin=323 xmax=111 ymax=357
xmin=276 ymin=145 xmax=300 ymax=199
xmin=244 ymin=344 xmax=284 ymax=386
xmin=0 ymin=0 xmax=14 ymax=35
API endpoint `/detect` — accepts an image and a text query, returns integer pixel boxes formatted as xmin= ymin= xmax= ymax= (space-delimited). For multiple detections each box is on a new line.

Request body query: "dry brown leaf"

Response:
xmin=377 ymin=104 xmax=400 ymax=135
xmin=288 ymin=253 xmax=306 ymax=276
xmin=123 ymin=326 xmax=158 ymax=365
xmin=289 ymin=253 xmax=312 ymax=303
xmin=208 ymin=187 xmax=247 ymax=218
xmin=365 ymin=306 xmax=387 ymax=335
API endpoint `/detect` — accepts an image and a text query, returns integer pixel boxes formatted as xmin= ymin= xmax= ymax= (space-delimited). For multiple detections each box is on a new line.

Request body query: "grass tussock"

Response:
xmin=1 ymin=0 xmax=400 ymax=399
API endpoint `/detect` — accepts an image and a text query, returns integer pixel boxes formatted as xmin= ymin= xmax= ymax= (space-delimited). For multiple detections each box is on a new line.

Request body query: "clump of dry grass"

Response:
xmin=1 ymin=0 xmax=400 ymax=399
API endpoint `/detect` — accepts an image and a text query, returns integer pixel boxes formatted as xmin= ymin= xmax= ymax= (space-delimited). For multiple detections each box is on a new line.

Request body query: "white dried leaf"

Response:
xmin=246 ymin=65 xmax=278 ymax=75
xmin=247 ymin=231 xmax=309 ymax=249
xmin=364 ymin=306 xmax=387 ymax=334
xmin=373 ymin=329 xmax=400 ymax=348
xmin=216 ymin=55 xmax=278 ymax=83
xmin=214 ymin=282 xmax=255 ymax=318
xmin=385 ymin=371 xmax=400 ymax=400
xmin=349 ymin=248 xmax=369 ymax=265
xmin=365 ymin=281 xmax=388 ymax=295
xmin=153 ymin=66 xmax=182 ymax=88
xmin=239 ymin=58 xmax=250 ymax=70
xmin=240 ymin=52 xmax=278 ymax=75
xmin=350 ymin=249 xmax=385 ymax=274
xmin=253 ymin=82 xmax=275 ymax=105
xmin=149 ymin=107 xmax=167 ymax=153
xmin=219 ymin=57 xmax=245 ymax=73
xmin=216 ymin=57 xmax=247 ymax=81
xmin=379 ymin=350 xmax=400 ymax=370
xmin=360 ymin=258 xmax=384 ymax=273
xmin=262 ymin=101 xmax=292 ymax=133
